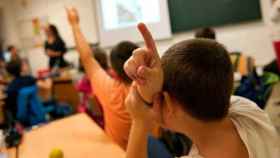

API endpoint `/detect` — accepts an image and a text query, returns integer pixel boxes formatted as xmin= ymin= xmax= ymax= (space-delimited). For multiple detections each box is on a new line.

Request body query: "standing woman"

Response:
xmin=44 ymin=24 xmax=68 ymax=69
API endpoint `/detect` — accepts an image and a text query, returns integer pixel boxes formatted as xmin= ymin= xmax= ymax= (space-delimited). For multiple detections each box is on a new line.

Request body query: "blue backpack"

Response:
xmin=235 ymin=71 xmax=279 ymax=109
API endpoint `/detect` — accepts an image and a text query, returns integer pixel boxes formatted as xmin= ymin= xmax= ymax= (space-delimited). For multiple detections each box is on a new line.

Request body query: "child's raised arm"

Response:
xmin=124 ymin=23 xmax=163 ymax=105
xmin=124 ymin=23 xmax=164 ymax=158
xmin=66 ymin=7 xmax=102 ymax=80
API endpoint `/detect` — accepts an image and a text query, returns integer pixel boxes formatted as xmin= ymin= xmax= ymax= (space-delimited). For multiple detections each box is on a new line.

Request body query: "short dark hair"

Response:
xmin=93 ymin=47 xmax=108 ymax=70
xmin=195 ymin=27 xmax=216 ymax=40
xmin=6 ymin=60 xmax=22 ymax=77
xmin=162 ymin=39 xmax=233 ymax=121
xmin=48 ymin=24 xmax=63 ymax=41
xmin=79 ymin=46 xmax=108 ymax=72
xmin=110 ymin=41 xmax=139 ymax=84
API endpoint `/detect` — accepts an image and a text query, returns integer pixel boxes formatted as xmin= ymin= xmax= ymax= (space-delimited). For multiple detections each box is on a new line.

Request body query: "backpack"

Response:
xmin=235 ymin=71 xmax=279 ymax=109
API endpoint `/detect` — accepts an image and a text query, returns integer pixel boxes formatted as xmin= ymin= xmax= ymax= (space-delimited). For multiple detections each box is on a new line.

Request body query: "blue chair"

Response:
xmin=17 ymin=86 xmax=46 ymax=126
xmin=148 ymin=136 xmax=173 ymax=158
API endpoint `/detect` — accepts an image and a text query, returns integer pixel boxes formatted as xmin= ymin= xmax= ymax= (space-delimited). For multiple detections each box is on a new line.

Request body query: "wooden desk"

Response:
xmin=52 ymin=76 xmax=79 ymax=111
xmin=17 ymin=114 xmax=125 ymax=158
xmin=1 ymin=148 xmax=16 ymax=158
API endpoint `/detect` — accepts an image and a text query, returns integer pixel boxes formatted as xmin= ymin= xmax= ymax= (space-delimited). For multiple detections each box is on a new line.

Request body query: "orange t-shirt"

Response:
xmin=89 ymin=67 xmax=131 ymax=150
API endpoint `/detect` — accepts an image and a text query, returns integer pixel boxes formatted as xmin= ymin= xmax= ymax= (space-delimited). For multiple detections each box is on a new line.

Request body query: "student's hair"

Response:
xmin=6 ymin=60 xmax=22 ymax=77
xmin=162 ymin=39 xmax=233 ymax=121
xmin=48 ymin=24 xmax=63 ymax=41
xmin=93 ymin=47 xmax=108 ymax=70
xmin=7 ymin=45 xmax=15 ymax=52
xmin=110 ymin=41 xmax=139 ymax=84
xmin=195 ymin=27 xmax=216 ymax=40
xmin=79 ymin=47 xmax=108 ymax=72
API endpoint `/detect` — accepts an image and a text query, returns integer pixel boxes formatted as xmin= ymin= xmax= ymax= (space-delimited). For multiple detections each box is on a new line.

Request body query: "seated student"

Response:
xmin=124 ymin=23 xmax=279 ymax=158
xmin=5 ymin=60 xmax=36 ymax=120
xmin=76 ymin=47 xmax=109 ymax=128
xmin=4 ymin=60 xmax=49 ymax=126
xmin=195 ymin=27 xmax=216 ymax=40
xmin=7 ymin=45 xmax=21 ymax=63
xmin=66 ymin=7 xmax=140 ymax=149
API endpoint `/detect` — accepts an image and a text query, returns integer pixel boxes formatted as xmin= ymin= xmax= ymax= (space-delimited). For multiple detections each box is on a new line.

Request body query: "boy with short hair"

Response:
xmin=66 ymin=8 xmax=139 ymax=149
xmin=195 ymin=27 xmax=216 ymax=40
xmin=7 ymin=45 xmax=21 ymax=62
xmin=124 ymin=23 xmax=279 ymax=158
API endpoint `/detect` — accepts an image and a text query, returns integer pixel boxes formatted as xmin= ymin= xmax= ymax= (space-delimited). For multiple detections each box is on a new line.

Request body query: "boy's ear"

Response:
xmin=162 ymin=91 xmax=175 ymax=118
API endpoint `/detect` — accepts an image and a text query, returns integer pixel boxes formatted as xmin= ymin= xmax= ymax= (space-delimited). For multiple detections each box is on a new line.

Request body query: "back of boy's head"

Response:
xmin=195 ymin=27 xmax=216 ymax=40
xmin=6 ymin=60 xmax=22 ymax=77
xmin=110 ymin=41 xmax=139 ymax=84
xmin=93 ymin=47 xmax=108 ymax=70
xmin=162 ymin=39 xmax=233 ymax=122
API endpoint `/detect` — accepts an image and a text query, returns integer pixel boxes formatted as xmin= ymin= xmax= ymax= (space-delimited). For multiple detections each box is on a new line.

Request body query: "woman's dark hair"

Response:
xmin=48 ymin=24 xmax=63 ymax=41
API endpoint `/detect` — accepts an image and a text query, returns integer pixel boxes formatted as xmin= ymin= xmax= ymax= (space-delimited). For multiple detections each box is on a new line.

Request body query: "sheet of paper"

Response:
xmin=0 ymin=153 xmax=8 ymax=158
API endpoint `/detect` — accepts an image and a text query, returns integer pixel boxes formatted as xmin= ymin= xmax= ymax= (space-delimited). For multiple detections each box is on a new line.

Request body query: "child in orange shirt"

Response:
xmin=66 ymin=7 xmax=138 ymax=149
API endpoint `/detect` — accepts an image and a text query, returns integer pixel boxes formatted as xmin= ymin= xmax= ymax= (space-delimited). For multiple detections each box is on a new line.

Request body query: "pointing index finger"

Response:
xmin=138 ymin=23 xmax=160 ymax=60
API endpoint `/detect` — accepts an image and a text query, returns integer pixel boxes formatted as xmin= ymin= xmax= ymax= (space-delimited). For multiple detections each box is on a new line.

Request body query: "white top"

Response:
xmin=181 ymin=96 xmax=280 ymax=158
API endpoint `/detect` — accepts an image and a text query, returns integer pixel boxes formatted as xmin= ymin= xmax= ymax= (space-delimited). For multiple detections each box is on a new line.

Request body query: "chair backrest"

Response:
xmin=230 ymin=52 xmax=255 ymax=76
xmin=17 ymin=86 xmax=46 ymax=126
xmin=148 ymin=136 xmax=173 ymax=158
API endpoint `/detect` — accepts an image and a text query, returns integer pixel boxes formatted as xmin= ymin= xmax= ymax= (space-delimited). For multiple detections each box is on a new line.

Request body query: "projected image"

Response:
xmin=117 ymin=0 xmax=142 ymax=25
xmin=101 ymin=0 xmax=161 ymax=30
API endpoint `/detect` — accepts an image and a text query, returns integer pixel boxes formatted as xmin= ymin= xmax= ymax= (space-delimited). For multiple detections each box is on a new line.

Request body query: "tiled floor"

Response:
xmin=265 ymin=83 xmax=280 ymax=141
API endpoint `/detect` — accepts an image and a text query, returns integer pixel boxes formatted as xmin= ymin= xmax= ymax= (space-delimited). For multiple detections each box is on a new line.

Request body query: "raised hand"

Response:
xmin=124 ymin=23 xmax=163 ymax=104
xmin=66 ymin=7 xmax=80 ymax=26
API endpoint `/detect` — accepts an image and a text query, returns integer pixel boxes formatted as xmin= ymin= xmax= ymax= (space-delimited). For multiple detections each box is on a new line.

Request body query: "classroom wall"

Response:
xmin=26 ymin=21 xmax=276 ymax=75
xmin=13 ymin=0 xmax=98 ymax=48
xmin=0 ymin=0 xmax=20 ymax=47
xmin=1 ymin=0 xmax=276 ymax=74
xmin=157 ymin=21 xmax=275 ymax=66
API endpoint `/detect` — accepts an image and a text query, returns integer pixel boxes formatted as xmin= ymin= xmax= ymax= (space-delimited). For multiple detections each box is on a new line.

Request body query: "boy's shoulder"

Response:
xmin=229 ymin=96 xmax=279 ymax=158
xmin=229 ymin=96 xmax=268 ymax=117
xmin=229 ymin=96 xmax=273 ymax=128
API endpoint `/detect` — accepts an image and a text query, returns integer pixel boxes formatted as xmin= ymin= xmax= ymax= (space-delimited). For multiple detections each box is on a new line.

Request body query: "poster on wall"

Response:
xmin=32 ymin=16 xmax=48 ymax=48
xmin=18 ymin=16 xmax=48 ymax=49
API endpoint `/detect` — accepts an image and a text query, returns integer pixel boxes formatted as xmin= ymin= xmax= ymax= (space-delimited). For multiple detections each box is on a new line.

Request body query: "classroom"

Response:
xmin=0 ymin=0 xmax=279 ymax=158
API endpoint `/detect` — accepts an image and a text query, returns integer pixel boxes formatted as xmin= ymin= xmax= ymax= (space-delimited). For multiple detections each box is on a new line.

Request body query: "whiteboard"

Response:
xmin=96 ymin=0 xmax=172 ymax=47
